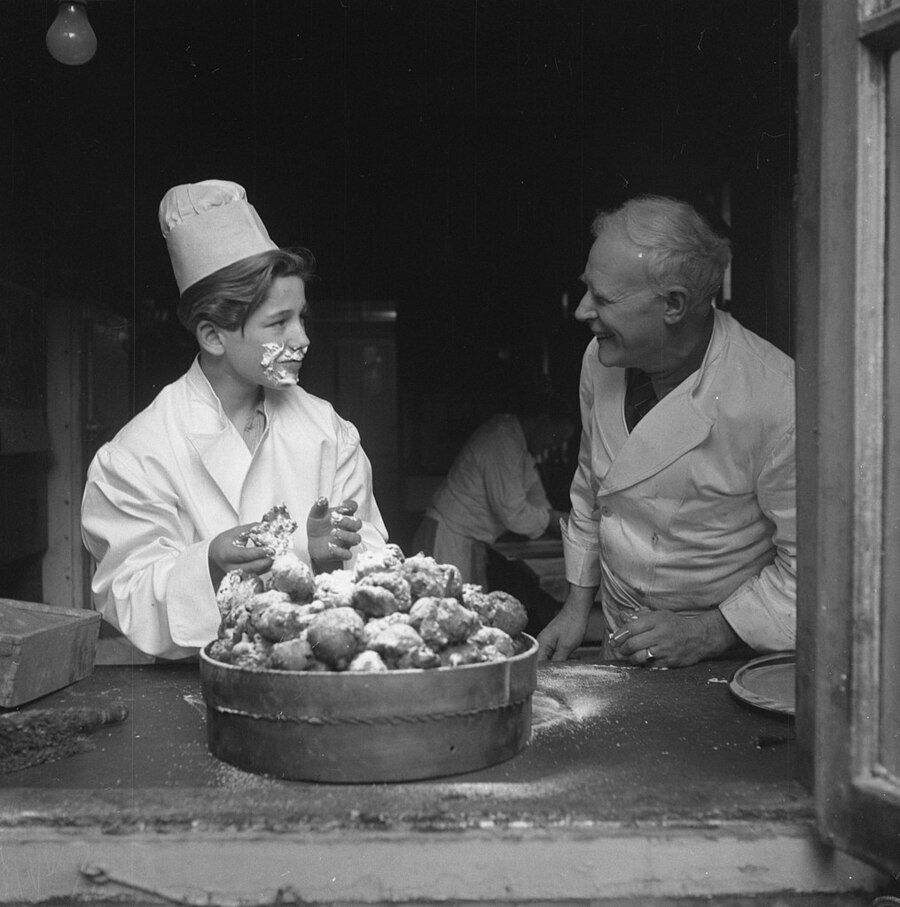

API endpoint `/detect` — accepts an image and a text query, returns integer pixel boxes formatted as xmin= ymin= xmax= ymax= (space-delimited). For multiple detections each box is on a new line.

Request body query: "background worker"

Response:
xmin=413 ymin=396 xmax=574 ymax=586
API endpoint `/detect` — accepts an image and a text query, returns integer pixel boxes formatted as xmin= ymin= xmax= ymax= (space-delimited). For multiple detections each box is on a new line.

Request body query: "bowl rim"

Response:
xmin=199 ymin=632 xmax=538 ymax=677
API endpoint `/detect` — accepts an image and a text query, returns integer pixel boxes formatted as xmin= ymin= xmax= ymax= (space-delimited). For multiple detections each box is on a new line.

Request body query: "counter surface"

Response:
xmin=2 ymin=653 xmax=889 ymax=905
xmin=1 ymin=652 xmax=805 ymax=833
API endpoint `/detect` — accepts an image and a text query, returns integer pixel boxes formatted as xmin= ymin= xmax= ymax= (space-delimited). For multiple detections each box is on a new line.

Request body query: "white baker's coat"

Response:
xmin=81 ymin=358 xmax=388 ymax=659
xmin=564 ymin=308 xmax=796 ymax=652
xmin=430 ymin=414 xmax=551 ymax=542
xmin=424 ymin=414 xmax=551 ymax=585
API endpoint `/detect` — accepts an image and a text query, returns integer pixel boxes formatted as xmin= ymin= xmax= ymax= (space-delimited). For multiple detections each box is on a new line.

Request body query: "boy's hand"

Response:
xmin=307 ymin=497 xmax=363 ymax=570
xmin=208 ymin=523 xmax=275 ymax=590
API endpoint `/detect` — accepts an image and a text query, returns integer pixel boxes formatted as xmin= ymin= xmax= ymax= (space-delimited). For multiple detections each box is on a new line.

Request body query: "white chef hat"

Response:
xmin=158 ymin=179 xmax=278 ymax=295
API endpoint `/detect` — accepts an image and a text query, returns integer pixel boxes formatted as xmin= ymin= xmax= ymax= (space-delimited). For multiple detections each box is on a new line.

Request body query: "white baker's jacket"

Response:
xmin=81 ymin=358 xmax=388 ymax=659
xmin=563 ymin=309 xmax=796 ymax=652
xmin=429 ymin=414 xmax=551 ymax=543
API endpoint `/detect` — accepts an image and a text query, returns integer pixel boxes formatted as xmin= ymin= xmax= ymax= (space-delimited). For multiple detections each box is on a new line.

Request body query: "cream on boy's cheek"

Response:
xmin=260 ymin=342 xmax=304 ymax=387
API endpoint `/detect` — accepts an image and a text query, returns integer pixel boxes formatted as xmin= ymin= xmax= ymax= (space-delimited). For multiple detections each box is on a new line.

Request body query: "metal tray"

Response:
xmin=729 ymin=652 xmax=795 ymax=716
xmin=200 ymin=634 xmax=538 ymax=783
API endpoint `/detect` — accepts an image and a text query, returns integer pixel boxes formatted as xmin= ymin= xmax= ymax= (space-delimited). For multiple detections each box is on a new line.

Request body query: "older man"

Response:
xmin=537 ymin=195 xmax=795 ymax=668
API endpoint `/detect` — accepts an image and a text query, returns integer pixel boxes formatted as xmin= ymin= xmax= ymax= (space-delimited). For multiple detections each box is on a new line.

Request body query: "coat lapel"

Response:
xmin=599 ymin=394 xmax=712 ymax=494
xmin=187 ymin=430 xmax=251 ymax=513
xmin=595 ymin=309 xmax=726 ymax=495
xmin=183 ymin=359 xmax=252 ymax=514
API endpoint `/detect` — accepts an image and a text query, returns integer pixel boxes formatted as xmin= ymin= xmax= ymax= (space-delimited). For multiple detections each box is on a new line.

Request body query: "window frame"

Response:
xmin=796 ymin=0 xmax=900 ymax=876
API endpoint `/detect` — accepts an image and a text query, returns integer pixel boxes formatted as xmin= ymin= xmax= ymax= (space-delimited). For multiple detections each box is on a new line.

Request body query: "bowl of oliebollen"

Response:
xmin=200 ymin=505 xmax=538 ymax=783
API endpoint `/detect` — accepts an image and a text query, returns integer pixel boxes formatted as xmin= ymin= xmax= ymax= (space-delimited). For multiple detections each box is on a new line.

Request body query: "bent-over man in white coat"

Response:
xmin=414 ymin=399 xmax=573 ymax=586
xmin=537 ymin=195 xmax=795 ymax=668
xmin=81 ymin=180 xmax=388 ymax=659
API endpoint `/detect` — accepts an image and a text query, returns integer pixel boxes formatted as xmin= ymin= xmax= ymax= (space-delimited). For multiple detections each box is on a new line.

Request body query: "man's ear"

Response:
xmin=195 ymin=320 xmax=227 ymax=356
xmin=661 ymin=287 xmax=690 ymax=324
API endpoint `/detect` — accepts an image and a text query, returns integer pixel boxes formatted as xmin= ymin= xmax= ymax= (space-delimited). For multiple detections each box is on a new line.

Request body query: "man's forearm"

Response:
xmin=698 ymin=608 xmax=741 ymax=658
xmin=564 ymin=583 xmax=600 ymax=615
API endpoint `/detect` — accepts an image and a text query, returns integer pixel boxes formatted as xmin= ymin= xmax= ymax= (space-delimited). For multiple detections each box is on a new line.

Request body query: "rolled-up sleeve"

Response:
xmin=481 ymin=433 xmax=550 ymax=539
xmin=718 ymin=424 xmax=797 ymax=651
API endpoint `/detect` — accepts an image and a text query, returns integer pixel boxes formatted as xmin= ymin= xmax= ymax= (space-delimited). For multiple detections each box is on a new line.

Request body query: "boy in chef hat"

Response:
xmin=81 ymin=179 xmax=389 ymax=660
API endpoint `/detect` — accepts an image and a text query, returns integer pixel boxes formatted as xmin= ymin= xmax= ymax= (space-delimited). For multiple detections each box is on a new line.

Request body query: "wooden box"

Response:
xmin=0 ymin=599 xmax=101 ymax=708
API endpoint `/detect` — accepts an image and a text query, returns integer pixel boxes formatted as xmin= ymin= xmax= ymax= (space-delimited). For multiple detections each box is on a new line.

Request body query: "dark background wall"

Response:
xmin=0 ymin=0 xmax=798 ymax=559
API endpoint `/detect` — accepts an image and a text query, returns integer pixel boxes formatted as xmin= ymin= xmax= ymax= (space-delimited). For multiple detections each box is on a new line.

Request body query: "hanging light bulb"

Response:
xmin=46 ymin=1 xmax=97 ymax=66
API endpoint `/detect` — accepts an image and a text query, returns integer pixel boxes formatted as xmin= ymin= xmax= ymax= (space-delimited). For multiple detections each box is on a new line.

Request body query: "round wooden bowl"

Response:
xmin=199 ymin=634 xmax=538 ymax=783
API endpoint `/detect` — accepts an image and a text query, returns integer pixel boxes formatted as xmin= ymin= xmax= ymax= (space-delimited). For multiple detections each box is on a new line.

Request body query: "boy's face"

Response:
xmin=219 ymin=275 xmax=311 ymax=389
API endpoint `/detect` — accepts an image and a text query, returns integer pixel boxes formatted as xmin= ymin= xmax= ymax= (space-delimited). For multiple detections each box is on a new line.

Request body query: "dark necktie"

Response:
xmin=624 ymin=368 xmax=658 ymax=432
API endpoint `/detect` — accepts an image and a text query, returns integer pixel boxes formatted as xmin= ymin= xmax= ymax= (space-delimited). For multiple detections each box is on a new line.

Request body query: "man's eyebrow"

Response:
xmin=580 ymin=277 xmax=605 ymax=298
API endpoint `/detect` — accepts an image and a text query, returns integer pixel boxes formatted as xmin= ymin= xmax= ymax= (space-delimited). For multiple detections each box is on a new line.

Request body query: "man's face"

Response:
xmin=574 ymin=227 xmax=669 ymax=372
xmin=219 ymin=275 xmax=311 ymax=389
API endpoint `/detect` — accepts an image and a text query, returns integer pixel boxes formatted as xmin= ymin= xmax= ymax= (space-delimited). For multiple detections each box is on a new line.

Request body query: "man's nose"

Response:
xmin=573 ymin=292 xmax=596 ymax=321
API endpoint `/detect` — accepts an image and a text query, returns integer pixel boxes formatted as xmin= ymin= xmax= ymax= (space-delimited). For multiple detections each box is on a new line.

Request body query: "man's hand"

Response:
xmin=307 ymin=497 xmax=363 ymax=571
xmin=537 ymin=584 xmax=597 ymax=661
xmin=208 ymin=523 xmax=275 ymax=591
xmin=608 ymin=608 xmax=740 ymax=668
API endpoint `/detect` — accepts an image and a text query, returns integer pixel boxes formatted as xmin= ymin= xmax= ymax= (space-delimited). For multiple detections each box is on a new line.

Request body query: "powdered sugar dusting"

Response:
xmin=439 ymin=777 xmax=573 ymax=799
xmin=532 ymin=664 xmax=630 ymax=735
xmin=213 ymin=760 xmax=281 ymax=791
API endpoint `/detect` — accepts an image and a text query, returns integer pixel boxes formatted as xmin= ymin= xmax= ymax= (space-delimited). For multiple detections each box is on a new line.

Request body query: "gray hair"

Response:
xmin=591 ymin=195 xmax=731 ymax=307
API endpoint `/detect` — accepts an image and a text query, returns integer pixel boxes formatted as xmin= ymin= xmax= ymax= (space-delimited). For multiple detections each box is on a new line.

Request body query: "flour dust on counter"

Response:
xmin=432 ymin=776 xmax=576 ymax=803
xmin=532 ymin=663 xmax=630 ymax=735
xmin=213 ymin=760 xmax=284 ymax=793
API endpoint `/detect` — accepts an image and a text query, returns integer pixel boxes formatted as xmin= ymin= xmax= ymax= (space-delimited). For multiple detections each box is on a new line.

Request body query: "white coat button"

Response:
xmin=601 ymin=505 xmax=613 ymax=517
